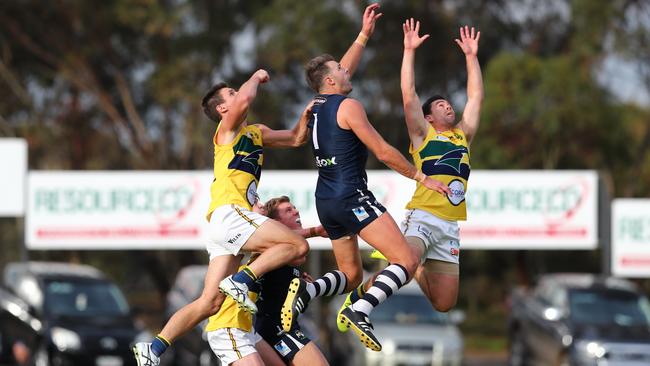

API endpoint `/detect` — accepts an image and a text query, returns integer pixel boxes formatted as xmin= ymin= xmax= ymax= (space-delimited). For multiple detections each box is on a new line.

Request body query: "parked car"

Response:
xmin=161 ymin=265 xmax=218 ymax=366
xmin=328 ymin=280 xmax=465 ymax=366
xmin=508 ymin=273 xmax=650 ymax=366
xmin=1 ymin=261 xmax=149 ymax=366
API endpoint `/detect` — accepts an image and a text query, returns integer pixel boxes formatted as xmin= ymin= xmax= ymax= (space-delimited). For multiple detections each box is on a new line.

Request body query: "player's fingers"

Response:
xmin=415 ymin=20 xmax=420 ymax=34
xmin=421 ymin=34 xmax=430 ymax=42
xmin=476 ymin=31 xmax=481 ymax=42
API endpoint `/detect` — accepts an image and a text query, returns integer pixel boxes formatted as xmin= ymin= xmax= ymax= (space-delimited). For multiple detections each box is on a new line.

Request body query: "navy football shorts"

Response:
xmin=256 ymin=322 xmax=311 ymax=362
xmin=316 ymin=189 xmax=387 ymax=240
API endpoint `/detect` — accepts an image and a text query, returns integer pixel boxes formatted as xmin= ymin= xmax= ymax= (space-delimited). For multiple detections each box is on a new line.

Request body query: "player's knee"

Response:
xmin=432 ymin=297 xmax=457 ymax=312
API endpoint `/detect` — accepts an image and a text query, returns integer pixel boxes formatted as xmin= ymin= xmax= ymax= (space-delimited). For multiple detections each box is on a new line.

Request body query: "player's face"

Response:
xmin=326 ymin=61 xmax=352 ymax=94
xmin=274 ymin=202 xmax=302 ymax=230
xmin=428 ymin=99 xmax=456 ymax=126
xmin=217 ymin=87 xmax=237 ymax=113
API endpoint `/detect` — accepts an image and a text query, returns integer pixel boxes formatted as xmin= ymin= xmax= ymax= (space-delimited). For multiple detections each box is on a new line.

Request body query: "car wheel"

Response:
xmin=508 ymin=330 xmax=529 ymax=366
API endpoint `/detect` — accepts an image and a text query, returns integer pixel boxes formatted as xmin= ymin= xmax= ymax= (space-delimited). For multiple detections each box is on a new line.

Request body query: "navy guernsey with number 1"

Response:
xmin=308 ymin=94 xmax=386 ymax=239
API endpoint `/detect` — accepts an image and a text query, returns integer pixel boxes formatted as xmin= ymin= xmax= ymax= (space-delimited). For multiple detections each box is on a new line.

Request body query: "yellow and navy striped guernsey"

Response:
xmin=205 ymin=266 xmax=258 ymax=332
xmin=406 ymin=126 xmax=470 ymax=221
xmin=206 ymin=124 xmax=264 ymax=220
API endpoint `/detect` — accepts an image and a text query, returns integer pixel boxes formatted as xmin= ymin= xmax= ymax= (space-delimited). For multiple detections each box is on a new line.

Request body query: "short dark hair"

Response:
xmin=422 ymin=94 xmax=446 ymax=116
xmin=264 ymin=196 xmax=291 ymax=220
xmin=201 ymin=82 xmax=229 ymax=123
xmin=305 ymin=54 xmax=336 ymax=92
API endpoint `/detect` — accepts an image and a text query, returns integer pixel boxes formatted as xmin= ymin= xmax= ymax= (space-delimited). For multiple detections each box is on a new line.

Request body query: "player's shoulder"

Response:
xmin=339 ymin=97 xmax=364 ymax=112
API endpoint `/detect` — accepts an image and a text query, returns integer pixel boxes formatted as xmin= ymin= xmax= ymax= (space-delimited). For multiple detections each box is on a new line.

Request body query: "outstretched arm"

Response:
xmin=220 ymin=69 xmax=270 ymax=134
xmin=401 ymin=18 xmax=431 ymax=149
xmin=455 ymin=26 xmax=483 ymax=145
xmin=340 ymin=3 xmax=382 ymax=77
xmin=339 ymin=99 xmax=451 ymax=196
xmin=258 ymin=101 xmax=315 ymax=148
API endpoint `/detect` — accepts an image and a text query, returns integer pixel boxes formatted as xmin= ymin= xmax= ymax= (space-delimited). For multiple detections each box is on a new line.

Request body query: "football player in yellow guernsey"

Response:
xmin=338 ymin=19 xmax=483 ymax=327
xmin=134 ymin=69 xmax=313 ymax=366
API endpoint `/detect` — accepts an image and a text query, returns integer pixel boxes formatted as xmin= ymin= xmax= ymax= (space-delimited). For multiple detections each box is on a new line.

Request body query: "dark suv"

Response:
xmin=1 ymin=261 xmax=148 ymax=366
xmin=508 ymin=273 xmax=650 ymax=366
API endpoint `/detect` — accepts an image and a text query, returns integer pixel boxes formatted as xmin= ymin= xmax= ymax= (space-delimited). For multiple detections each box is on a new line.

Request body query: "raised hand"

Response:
xmin=253 ymin=69 xmax=270 ymax=83
xmin=455 ymin=25 xmax=480 ymax=57
xmin=403 ymin=18 xmax=429 ymax=50
xmin=361 ymin=3 xmax=383 ymax=37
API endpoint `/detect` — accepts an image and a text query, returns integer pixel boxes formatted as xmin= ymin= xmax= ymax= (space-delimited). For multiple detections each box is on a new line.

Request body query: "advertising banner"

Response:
xmin=612 ymin=199 xmax=650 ymax=278
xmin=26 ymin=170 xmax=598 ymax=250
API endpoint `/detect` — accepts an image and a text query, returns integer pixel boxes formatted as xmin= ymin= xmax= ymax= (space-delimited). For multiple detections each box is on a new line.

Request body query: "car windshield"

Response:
xmin=569 ymin=288 xmax=650 ymax=327
xmin=372 ymin=293 xmax=448 ymax=325
xmin=44 ymin=279 xmax=130 ymax=317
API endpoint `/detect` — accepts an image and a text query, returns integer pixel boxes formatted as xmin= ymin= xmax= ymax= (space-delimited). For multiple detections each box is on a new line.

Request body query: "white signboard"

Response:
xmin=27 ymin=171 xmax=213 ymax=249
xmin=26 ymin=170 xmax=598 ymax=250
xmin=0 ymin=138 xmax=27 ymax=216
xmin=612 ymin=199 xmax=650 ymax=278
xmin=461 ymin=171 xmax=599 ymax=249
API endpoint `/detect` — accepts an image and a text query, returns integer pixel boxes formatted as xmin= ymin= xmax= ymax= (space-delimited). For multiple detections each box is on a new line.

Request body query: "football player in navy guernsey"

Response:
xmin=281 ymin=3 xmax=451 ymax=352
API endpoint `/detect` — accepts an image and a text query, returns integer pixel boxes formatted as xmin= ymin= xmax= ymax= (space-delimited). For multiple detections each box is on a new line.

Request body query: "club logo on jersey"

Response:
xmin=433 ymin=148 xmax=467 ymax=174
xmin=420 ymin=142 xmax=470 ymax=180
xmin=447 ymin=179 xmax=466 ymax=206
xmin=315 ymin=155 xmax=337 ymax=167
xmin=352 ymin=206 xmax=370 ymax=222
xmin=229 ymin=135 xmax=263 ymax=181
xmin=450 ymin=247 xmax=460 ymax=256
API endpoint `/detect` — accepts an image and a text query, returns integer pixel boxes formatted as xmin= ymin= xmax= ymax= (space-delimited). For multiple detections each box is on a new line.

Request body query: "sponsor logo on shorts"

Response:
xmin=352 ymin=206 xmax=370 ymax=221
xmin=227 ymin=233 xmax=242 ymax=244
xmin=356 ymin=189 xmax=370 ymax=203
xmin=417 ymin=225 xmax=432 ymax=239
xmin=274 ymin=340 xmax=292 ymax=356
xmin=294 ymin=329 xmax=306 ymax=340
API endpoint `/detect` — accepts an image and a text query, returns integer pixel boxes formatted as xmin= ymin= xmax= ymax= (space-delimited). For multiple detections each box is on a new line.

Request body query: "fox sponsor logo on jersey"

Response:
xmin=315 ymin=155 xmax=337 ymax=167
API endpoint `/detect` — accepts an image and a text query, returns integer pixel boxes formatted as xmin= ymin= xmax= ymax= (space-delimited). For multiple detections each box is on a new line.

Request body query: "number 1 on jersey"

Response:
xmin=312 ymin=112 xmax=319 ymax=150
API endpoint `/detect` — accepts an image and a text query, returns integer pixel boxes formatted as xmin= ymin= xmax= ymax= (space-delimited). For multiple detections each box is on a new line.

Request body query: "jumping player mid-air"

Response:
xmin=281 ymin=4 xmax=451 ymax=352
xmin=340 ymin=19 xmax=483 ymax=328
xmin=133 ymin=70 xmax=314 ymax=366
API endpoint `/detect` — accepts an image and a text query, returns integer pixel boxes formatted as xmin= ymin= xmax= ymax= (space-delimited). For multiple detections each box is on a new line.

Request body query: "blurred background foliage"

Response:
xmin=1 ymin=0 xmax=649 ymax=353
